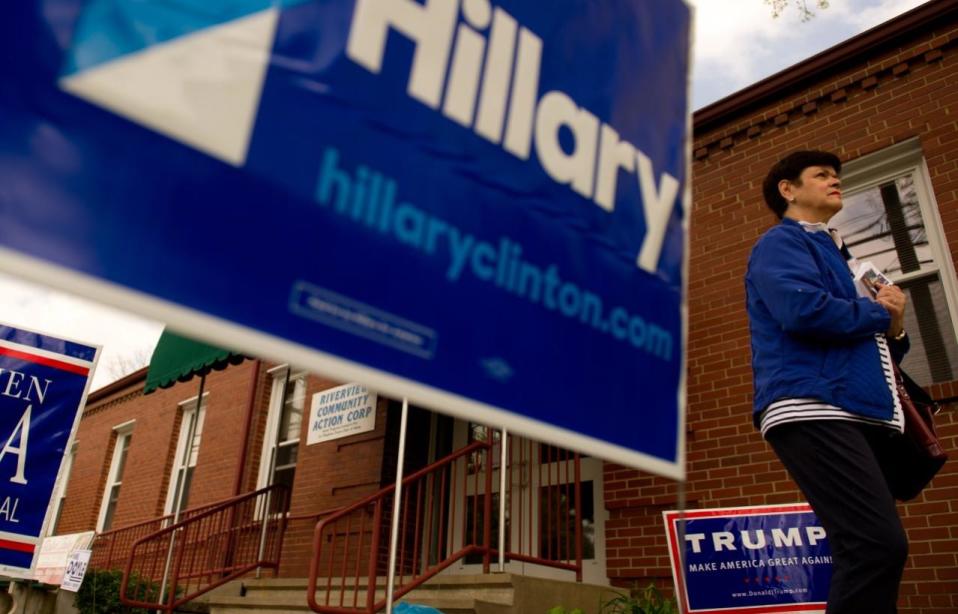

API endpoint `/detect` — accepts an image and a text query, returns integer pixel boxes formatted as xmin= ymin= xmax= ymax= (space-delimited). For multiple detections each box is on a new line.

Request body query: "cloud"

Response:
xmin=832 ymin=0 xmax=930 ymax=29
xmin=689 ymin=0 xmax=932 ymax=109
xmin=689 ymin=0 xmax=793 ymax=84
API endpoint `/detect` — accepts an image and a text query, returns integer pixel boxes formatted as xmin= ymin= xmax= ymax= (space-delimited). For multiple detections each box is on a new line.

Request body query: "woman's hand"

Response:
xmin=875 ymin=283 xmax=907 ymax=338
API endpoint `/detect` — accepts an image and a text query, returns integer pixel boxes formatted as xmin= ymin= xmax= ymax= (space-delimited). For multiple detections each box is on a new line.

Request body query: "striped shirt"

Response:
xmin=759 ymin=221 xmax=904 ymax=437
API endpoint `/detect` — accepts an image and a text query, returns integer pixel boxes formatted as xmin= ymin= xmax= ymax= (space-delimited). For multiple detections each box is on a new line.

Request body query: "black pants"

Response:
xmin=766 ymin=420 xmax=908 ymax=614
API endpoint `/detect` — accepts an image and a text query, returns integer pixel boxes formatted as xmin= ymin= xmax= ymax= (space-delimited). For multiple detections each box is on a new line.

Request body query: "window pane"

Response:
xmin=115 ymin=435 xmax=131 ymax=480
xmin=170 ymin=469 xmax=185 ymax=513
xmin=179 ymin=466 xmax=194 ymax=511
xmin=539 ymin=480 xmax=594 ymax=561
xmin=831 ymin=173 xmax=934 ymax=277
xmin=273 ymin=466 xmax=296 ymax=492
xmin=275 ymin=441 xmax=298 ymax=468
xmin=185 ymin=411 xmax=203 ymax=466
xmin=278 ymin=378 xmax=304 ymax=443
xmin=464 ymin=492 xmax=509 ymax=564
xmin=466 ymin=423 xmax=499 ymax=474
xmin=833 ymin=168 xmax=958 ymax=387
xmin=899 ymin=275 xmax=958 ymax=386
xmin=189 ymin=408 xmax=204 ymax=466
xmin=103 ymin=485 xmax=121 ymax=531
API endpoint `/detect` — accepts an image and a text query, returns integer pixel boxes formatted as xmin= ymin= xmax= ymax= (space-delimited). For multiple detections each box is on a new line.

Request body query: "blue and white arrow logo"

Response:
xmin=59 ymin=0 xmax=304 ymax=166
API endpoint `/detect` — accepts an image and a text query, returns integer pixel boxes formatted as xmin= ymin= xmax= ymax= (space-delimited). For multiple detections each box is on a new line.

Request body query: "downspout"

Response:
xmin=233 ymin=359 xmax=262 ymax=496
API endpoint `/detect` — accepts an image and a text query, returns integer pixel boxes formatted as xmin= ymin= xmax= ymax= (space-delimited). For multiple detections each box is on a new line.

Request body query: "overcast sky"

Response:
xmin=690 ymin=0 xmax=930 ymax=108
xmin=0 ymin=0 xmax=931 ymax=391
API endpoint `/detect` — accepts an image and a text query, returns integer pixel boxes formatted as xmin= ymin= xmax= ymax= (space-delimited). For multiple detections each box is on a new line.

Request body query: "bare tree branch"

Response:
xmin=103 ymin=347 xmax=152 ymax=381
xmin=765 ymin=0 xmax=830 ymax=21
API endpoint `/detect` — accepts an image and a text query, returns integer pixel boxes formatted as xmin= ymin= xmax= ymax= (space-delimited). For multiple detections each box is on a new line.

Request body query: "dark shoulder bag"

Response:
xmin=882 ymin=365 xmax=948 ymax=501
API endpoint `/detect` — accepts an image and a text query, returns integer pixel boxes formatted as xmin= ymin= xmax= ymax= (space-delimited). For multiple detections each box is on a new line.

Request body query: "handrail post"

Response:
xmin=256 ymin=445 xmax=278 ymax=580
xmin=367 ymin=500 xmax=384 ymax=612
xmin=482 ymin=431 xmax=493 ymax=573
xmin=574 ymin=452 xmax=582 ymax=583
xmin=256 ymin=488 xmax=274 ymax=566
xmin=498 ymin=429 xmax=508 ymax=572
xmin=167 ymin=519 xmax=192 ymax=613
xmin=273 ymin=486 xmax=290 ymax=573
xmin=385 ymin=398 xmax=410 ymax=614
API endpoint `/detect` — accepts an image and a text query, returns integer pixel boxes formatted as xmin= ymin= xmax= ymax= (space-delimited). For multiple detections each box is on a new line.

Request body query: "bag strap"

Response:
xmin=893 ymin=362 xmax=942 ymax=415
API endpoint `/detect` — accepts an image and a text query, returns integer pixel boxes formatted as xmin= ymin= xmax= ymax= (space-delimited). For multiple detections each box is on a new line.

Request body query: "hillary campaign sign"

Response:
xmin=0 ymin=326 xmax=98 ymax=578
xmin=0 ymin=1 xmax=690 ymax=477
xmin=663 ymin=504 xmax=831 ymax=614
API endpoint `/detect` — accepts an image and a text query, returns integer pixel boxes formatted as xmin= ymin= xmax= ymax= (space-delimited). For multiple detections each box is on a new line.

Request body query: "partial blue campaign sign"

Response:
xmin=0 ymin=325 xmax=99 ymax=578
xmin=663 ymin=505 xmax=831 ymax=614
xmin=0 ymin=0 xmax=690 ymax=477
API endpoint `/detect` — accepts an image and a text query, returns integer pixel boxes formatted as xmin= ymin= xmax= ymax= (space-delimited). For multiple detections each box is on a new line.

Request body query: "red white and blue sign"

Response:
xmin=0 ymin=325 xmax=98 ymax=578
xmin=0 ymin=0 xmax=690 ymax=477
xmin=663 ymin=504 xmax=831 ymax=614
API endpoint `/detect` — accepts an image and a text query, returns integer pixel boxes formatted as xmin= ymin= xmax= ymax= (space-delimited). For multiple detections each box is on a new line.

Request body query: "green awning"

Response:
xmin=144 ymin=329 xmax=246 ymax=394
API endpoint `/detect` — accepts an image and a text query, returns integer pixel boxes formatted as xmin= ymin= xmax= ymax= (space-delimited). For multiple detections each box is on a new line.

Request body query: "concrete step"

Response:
xmin=473 ymin=600 xmax=514 ymax=614
xmin=205 ymin=574 xmax=518 ymax=614
xmin=207 ymin=595 xmax=482 ymax=614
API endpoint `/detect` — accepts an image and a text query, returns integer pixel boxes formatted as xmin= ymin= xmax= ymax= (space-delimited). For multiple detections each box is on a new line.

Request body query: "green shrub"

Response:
xmin=548 ymin=583 xmax=676 ymax=614
xmin=599 ymin=583 xmax=677 ymax=614
xmin=73 ymin=569 xmax=159 ymax=614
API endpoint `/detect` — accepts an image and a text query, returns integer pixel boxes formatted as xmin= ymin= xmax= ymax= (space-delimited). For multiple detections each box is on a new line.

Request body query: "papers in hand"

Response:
xmin=854 ymin=261 xmax=894 ymax=297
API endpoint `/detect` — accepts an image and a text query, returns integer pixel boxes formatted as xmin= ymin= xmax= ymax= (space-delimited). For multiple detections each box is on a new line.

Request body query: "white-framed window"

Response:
xmin=97 ymin=420 xmax=135 ymax=532
xmin=833 ymin=139 xmax=958 ymax=387
xmin=256 ymin=365 xmax=306 ymax=493
xmin=163 ymin=394 xmax=208 ymax=517
xmin=48 ymin=441 xmax=78 ymax=535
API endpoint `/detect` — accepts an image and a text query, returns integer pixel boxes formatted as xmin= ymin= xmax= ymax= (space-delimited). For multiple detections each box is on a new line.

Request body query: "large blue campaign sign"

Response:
xmin=0 ymin=0 xmax=690 ymax=477
xmin=664 ymin=505 xmax=831 ymax=614
xmin=0 ymin=325 xmax=98 ymax=578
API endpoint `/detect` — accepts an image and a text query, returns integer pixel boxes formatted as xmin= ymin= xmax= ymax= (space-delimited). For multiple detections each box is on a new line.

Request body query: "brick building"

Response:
xmin=50 ymin=1 xmax=958 ymax=611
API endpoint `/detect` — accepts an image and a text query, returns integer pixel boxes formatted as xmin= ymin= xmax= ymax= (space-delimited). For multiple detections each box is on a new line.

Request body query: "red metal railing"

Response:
xmin=308 ymin=440 xmax=492 ymax=613
xmin=118 ymin=484 xmax=290 ymax=613
xmin=307 ymin=430 xmax=583 ymax=613
xmin=91 ymin=515 xmax=173 ymax=572
xmin=89 ymin=501 xmax=223 ymax=571
xmin=503 ymin=436 xmax=583 ymax=581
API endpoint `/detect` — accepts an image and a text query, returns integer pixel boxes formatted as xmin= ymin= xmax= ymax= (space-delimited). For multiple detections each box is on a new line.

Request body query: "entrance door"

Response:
xmin=446 ymin=421 xmax=608 ymax=585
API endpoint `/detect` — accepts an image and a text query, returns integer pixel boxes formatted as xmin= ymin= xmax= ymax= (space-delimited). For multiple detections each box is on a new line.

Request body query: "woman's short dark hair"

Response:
xmin=762 ymin=150 xmax=842 ymax=218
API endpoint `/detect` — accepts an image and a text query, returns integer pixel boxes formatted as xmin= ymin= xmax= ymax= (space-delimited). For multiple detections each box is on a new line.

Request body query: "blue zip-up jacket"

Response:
xmin=745 ymin=217 xmax=904 ymax=423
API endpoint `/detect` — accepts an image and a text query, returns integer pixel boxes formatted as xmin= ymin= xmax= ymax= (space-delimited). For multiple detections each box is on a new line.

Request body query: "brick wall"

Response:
xmin=603 ymin=15 xmax=958 ymax=613
xmin=57 ymin=360 xmax=263 ymax=533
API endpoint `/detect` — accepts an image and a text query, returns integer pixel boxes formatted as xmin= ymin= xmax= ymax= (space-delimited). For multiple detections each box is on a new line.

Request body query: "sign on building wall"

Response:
xmin=0 ymin=326 xmax=99 ymax=579
xmin=663 ymin=504 xmax=830 ymax=614
xmin=307 ymin=383 xmax=377 ymax=445
xmin=0 ymin=0 xmax=691 ymax=478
